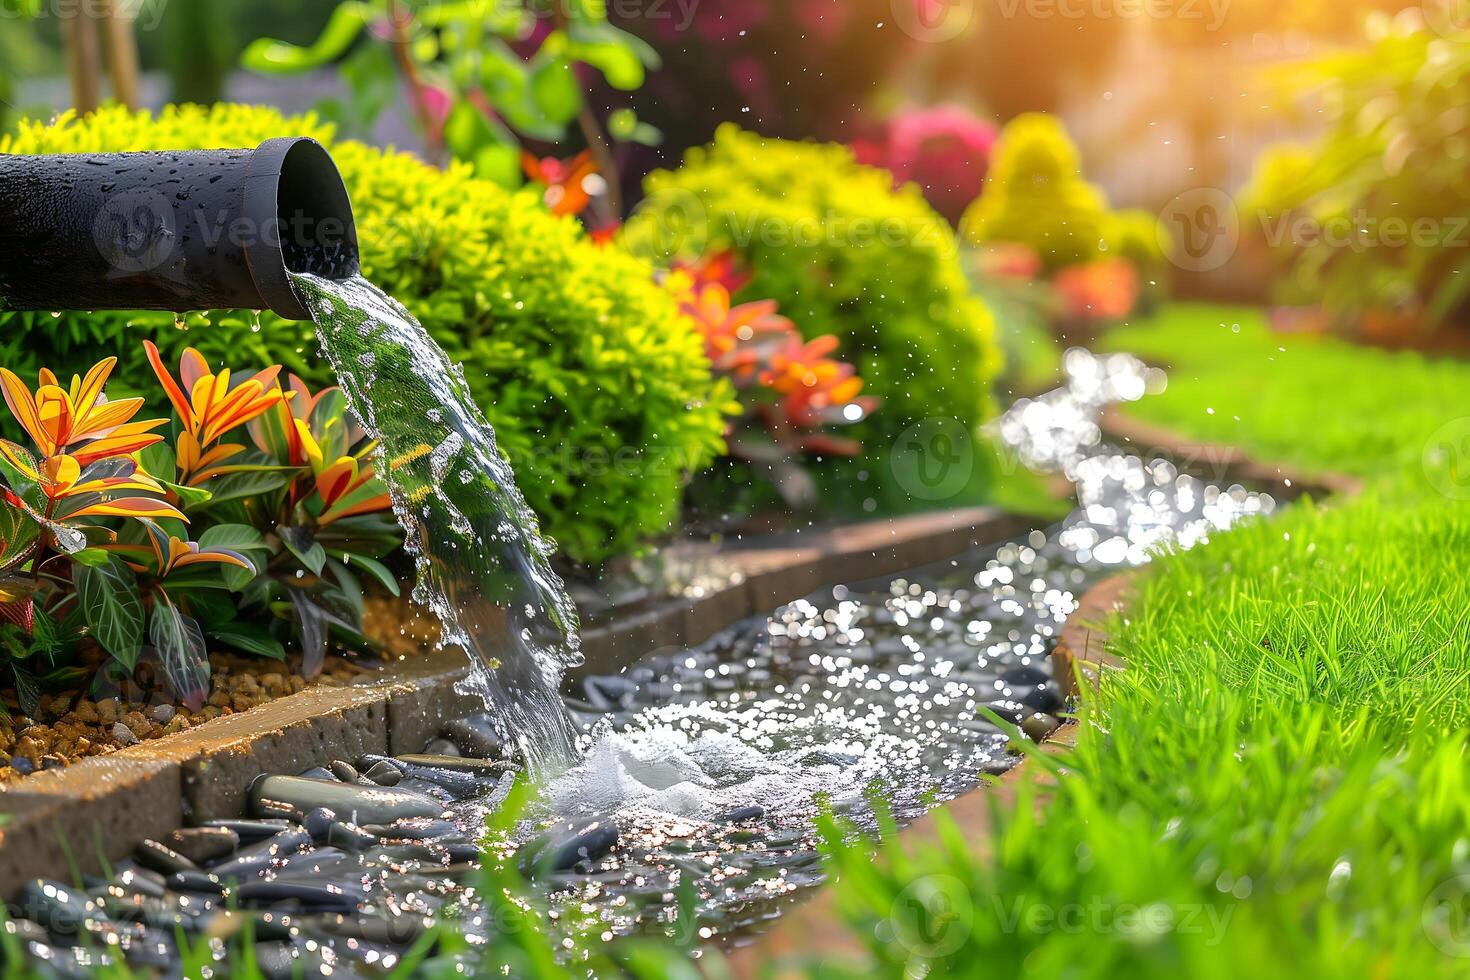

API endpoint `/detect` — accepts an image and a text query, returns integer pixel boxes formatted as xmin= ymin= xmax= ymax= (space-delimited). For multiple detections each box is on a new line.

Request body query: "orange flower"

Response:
xmin=108 ymin=532 xmax=253 ymax=577
xmin=0 ymin=358 xmax=167 ymax=463
xmin=144 ymin=341 xmax=290 ymax=483
xmin=762 ymin=335 xmax=874 ymax=429
xmin=1052 ymin=258 xmax=1140 ymax=322
xmin=292 ymin=418 xmax=391 ymax=525
xmin=144 ymin=341 xmax=287 ymax=445
xmin=674 ymin=250 xmax=752 ymax=297
xmin=247 ymin=376 xmax=357 ymax=469
xmin=680 ymin=282 xmax=791 ymax=368
xmin=522 ymin=150 xmax=599 ymax=217
xmin=0 ymin=441 xmax=186 ymax=524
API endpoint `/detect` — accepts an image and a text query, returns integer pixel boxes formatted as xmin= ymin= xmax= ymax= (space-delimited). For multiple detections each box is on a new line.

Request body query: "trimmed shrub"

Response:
xmin=623 ymin=124 xmax=1002 ymax=509
xmin=0 ymin=104 xmax=731 ymax=564
xmin=960 ymin=113 xmax=1114 ymax=270
xmin=1240 ymin=22 xmax=1470 ymax=324
xmin=961 ymin=113 xmax=1171 ymax=283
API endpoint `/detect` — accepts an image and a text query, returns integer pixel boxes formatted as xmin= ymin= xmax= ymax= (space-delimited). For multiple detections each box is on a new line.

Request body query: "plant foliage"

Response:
xmin=0 ymin=347 xmax=400 ymax=708
xmin=0 ymin=104 xmax=731 ymax=565
xmin=1240 ymin=16 xmax=1470 ymax=324
xmin=624 ymin=124 xmax=1001 ymax=509
xmin=241 ymin=0 xmax=661 ymax=187
xmin=961 ymin=112 xmax=1167 ymax=279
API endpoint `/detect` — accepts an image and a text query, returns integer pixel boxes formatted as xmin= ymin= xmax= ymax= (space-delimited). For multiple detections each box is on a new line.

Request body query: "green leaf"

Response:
xmin=184 ymin=590 xmax=237 ymax=628
xmin=0 ymin=441 xmax=41 ymax=508
xmin=279 ymin=527 xmax=327 ymax=576
xmin=204 ymin=468 xmax=295 ymax=505
xmin=11 ymin=664 xmax=40 ymax=716
xmin=528 ymin=55 xmax=582 ymax=127
xmin=199 ymin=523 xmax=270 ymax=591
xmin=75 ymin=558 xmax=145 ymax=670
xmin=336 ymin=552 xmax=402 ymax=597
xmin=208 ymin=622 xmax=286 ymax=661
xmin=241 ymin=2 xmax=372 ymax=73
xmin=607 ymin=108 xmax=662 ymax=147
xmin=161 ymin=480 xmax=214 ymax=509
xmin=566 ymin=39 xmax=644 ymax=91
xmin=200 ymin=523 xmax=267 ymax=550
xmin=138 ymin=442 xmax=176 ymax=483
xmin=27 ymin=606 xmax=57 ymax=657
xmin=150 ymin=592 xmax=210 ymax=709
xmin=566 ymin=18 xmax=660 ymax=80
xmin=69 ymin=548 xmax=112 ymax=568
xmin=0 ymin=503 xmax=39 ymax=572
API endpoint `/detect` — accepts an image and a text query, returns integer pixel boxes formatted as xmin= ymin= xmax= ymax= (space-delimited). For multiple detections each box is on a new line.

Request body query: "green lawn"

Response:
xmin=815 ymin=304 xmax=1470 ymax=978
xmin=1105 ymin=303 xmax=1469 ymax=482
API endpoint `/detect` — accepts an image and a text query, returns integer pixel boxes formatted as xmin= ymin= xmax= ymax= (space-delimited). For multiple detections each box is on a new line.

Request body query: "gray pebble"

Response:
xmin=135 ymin=840 xmax=199 ymax=876
xmin=163 ymin=827 xmax=239 ymax=865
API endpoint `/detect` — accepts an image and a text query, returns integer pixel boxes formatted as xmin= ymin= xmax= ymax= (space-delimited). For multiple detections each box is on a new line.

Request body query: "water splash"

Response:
xmin=291 ymin=272 xmax=581 ymax=773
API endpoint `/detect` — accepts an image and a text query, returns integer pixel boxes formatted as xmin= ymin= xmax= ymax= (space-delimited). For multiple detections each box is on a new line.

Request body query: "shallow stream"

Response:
xmin=4 ymin=301 xmax=1278 ymax=975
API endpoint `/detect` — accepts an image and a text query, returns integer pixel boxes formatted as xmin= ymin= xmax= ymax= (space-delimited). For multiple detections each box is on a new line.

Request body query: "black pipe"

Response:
xmin=0 ymin=137 xmax=358 ymax=321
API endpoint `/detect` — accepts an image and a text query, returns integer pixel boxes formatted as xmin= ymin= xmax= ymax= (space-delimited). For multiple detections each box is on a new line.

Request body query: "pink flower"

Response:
xmin=854 ymin=106 xmax=998 ymax=224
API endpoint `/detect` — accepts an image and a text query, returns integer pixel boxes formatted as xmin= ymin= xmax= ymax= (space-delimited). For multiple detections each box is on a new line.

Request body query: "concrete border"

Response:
xmin=576 ymin=507 xmax=1036 ymax=675
xmin=0 ymin=507 xmax=1034 ymax=898
xmin=1100 ymin=407 xmax=1364 ymax=500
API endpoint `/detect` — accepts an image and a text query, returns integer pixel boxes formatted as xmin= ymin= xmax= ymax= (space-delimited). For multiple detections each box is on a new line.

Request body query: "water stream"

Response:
xmin=289 ymin=272 xmax=584 ymax=775
xmin=0 ymin=327 xmax=1288 ymax=975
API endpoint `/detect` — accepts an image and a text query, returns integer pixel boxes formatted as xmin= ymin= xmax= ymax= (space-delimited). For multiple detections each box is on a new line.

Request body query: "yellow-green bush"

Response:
xmin=1240 ymin=21 xmax=1470 ymax=322
xmin=962 ymin=113 xmax=1167 ymax=282
xmin=0 ymin=104 xmax=732 ymax=564
xmin=623 ymin=125 xmax=1002 ymax=509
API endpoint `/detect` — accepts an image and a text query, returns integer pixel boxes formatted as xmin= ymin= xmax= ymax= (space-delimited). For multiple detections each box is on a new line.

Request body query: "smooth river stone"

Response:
xmin=313 ymin=911 xmax=429 ymax=946
xmin=363 ymin=761 xmax=402 ymax=786
xmin=391 ymin=754 xmax=516 ymax=776
xmin=210 ymin=829 xmax=316 ymax=880
xmin=201 ymin=819 xmax=299 ymax=843
xmin=441 ymin=716 xmax=504 ymax=759
xmin=236 ymin=880 xmax=367 ymax=914
xmin=522 ymin=817 xmax=619 ymax=876
xmin=359 ymin=818 xmax=460 ymax=841
xmin=135 ymin=840 xmax=200 ymax=876
xmin=20 ymin=879 xmax=109 ymax=935
xmin=251 ymin=775 xmax=445 ymax=825
xmin=164 ymin=827 xmax=239 ymax=866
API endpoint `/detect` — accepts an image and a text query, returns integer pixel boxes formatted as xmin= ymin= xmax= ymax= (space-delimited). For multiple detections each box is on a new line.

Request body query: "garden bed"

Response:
xmin=0 ymin=506 xmax=1028 ymax=899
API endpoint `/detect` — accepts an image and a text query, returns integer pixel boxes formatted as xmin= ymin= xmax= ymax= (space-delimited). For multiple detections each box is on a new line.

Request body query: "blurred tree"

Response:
xmin=241 ymin=0 xmax=660 ymax=207
xmin=159 ymin=0 xmax=233 ymax=104
xmin=136 ymin=0 xmax=331 ymax=106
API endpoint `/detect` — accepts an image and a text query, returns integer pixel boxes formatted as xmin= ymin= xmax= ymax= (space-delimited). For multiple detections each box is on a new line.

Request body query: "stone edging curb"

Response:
xmin=0 ymin=506 xmax=1031 ymax=898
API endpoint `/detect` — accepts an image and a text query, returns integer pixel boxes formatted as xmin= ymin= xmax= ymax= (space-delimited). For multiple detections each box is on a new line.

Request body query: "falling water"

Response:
xmin=290 ymin=272 xmax=581 ymax=773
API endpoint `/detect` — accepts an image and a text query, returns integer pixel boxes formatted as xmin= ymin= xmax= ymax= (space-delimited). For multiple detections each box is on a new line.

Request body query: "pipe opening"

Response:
xmin=243 ymin=137 xmax=360 ymax=320
xmin=277 ymin=139 xmax=359 ymax=280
